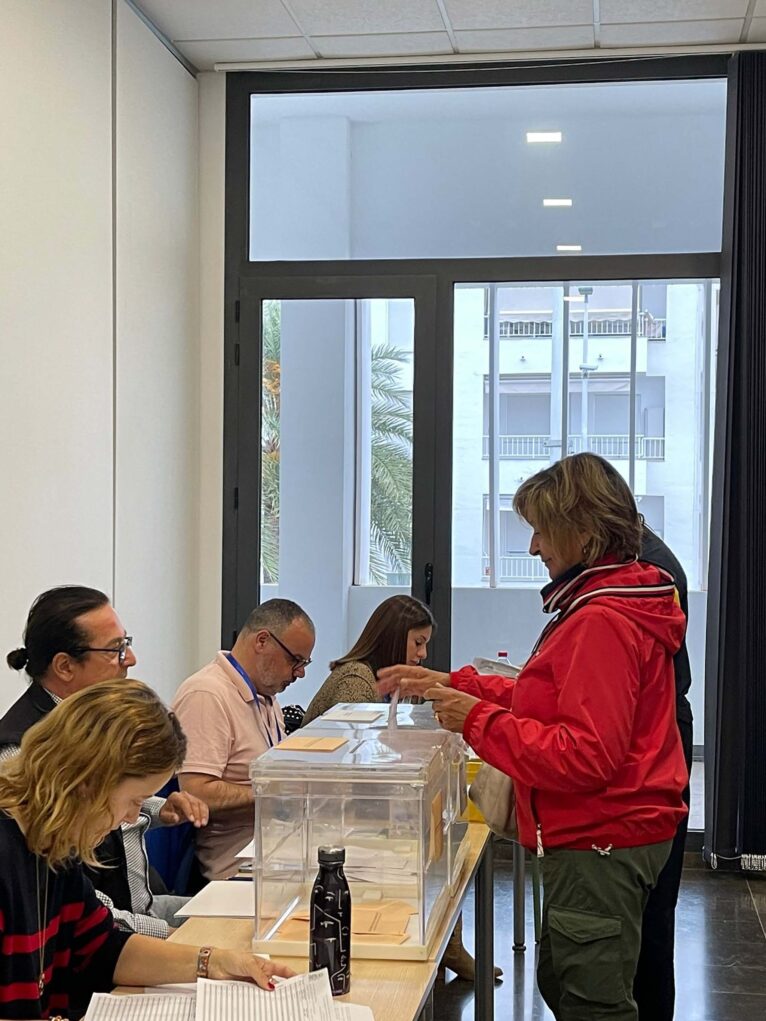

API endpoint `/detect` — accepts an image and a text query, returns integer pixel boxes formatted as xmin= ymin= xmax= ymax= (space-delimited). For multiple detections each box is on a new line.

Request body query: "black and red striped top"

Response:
xmin=0 ymin=814 xmax=131 ymax=1019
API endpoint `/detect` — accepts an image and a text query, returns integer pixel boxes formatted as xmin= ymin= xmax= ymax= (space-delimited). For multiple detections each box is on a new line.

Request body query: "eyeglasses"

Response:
xmin=73 ymin=636 xmax=134 ymax=666
xmin=267 ymin=631 xmax=311 ymax=671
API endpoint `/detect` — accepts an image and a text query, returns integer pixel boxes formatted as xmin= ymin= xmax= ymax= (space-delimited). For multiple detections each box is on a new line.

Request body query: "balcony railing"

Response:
xmin=482 ymin=434 xmax=665 ymax=460
xmin=482 ymin=434 xmax=552 ymax=458
xmin=482 ymin=555 xmax=549 ymax=583
xmin=497 ymin=312 xmax=666 ymax=340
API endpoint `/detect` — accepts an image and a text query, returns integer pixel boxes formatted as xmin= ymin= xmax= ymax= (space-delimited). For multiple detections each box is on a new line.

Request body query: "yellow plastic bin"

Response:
xmin=463 ymin=758 xmax=486 ymax=824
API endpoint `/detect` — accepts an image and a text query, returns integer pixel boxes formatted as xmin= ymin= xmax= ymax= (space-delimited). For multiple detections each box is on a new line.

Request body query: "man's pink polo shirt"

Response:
xmin=172 ymin=652 xmax=285 ymax=881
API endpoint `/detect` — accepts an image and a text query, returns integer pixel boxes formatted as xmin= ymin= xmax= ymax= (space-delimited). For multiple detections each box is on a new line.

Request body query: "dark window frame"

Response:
xmin=223 ymin=54 xmax=726 ymax=672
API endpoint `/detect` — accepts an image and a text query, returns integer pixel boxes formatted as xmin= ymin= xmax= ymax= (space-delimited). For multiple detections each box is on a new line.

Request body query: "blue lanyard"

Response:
xmin=225 ymin=653 xmax=282 ymax=748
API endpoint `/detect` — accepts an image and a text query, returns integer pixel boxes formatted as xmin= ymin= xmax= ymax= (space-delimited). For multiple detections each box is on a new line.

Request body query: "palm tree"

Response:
xmin=258 ymin=305 xmax=413 ymax=586
xmin=260 ymin=301 xmax=281 ymax=583
xmin=368 ymin=342 xmax=412 ymax=583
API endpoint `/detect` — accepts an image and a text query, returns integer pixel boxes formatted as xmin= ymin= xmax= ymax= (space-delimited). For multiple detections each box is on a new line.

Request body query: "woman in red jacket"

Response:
xmin=379 ymin=453 xmax=688 ymax=1021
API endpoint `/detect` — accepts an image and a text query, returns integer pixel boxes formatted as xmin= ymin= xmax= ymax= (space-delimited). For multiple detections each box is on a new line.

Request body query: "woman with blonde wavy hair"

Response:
xmin=379 ymin=453 xmax=688 ymax=1021
xmin=0 ymin=678 xmax=293 ymax=1020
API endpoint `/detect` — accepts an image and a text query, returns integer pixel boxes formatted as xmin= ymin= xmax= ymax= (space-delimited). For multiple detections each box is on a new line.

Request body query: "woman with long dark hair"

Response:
xmin=302 ymin=595 xmax=434 ymax=725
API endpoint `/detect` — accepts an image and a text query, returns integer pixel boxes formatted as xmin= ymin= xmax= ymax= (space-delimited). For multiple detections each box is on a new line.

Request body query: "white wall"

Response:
xmin=114 ymin=2 xmax=200 ymax=703
xmin=0 ymin=0 xmax=200 ymax=711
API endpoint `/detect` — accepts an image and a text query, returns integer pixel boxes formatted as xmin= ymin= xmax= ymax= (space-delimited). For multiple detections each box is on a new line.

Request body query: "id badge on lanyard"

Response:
xmin=225 ymin=653 xmax=282 ymax=748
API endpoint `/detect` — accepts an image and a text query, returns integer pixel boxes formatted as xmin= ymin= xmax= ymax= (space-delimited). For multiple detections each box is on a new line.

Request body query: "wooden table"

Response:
xmin=122 ymin=823 xmax=494 ymax=1021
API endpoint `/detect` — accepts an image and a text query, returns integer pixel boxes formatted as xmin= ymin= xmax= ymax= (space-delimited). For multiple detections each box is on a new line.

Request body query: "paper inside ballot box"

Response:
xmin=275 ymin=899 xmax=417 ymax=942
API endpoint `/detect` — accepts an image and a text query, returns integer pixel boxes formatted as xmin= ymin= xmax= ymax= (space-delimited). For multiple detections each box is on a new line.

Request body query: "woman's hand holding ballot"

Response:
xmin=377 ymin=664 xmax=480 ymax=733
xmin=425 ymin=686 xmax=481 ymax=733
xmin=376 ymin=664 xmax=450 ymax=699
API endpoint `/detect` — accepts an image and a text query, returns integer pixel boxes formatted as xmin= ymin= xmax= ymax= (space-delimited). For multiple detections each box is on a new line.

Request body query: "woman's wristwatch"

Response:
xmin=196 ymin=946 xmax=213 ymax=978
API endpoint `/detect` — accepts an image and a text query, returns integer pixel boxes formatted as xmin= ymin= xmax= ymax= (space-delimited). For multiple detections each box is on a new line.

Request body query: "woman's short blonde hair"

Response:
xmin=513 ymin=452 xmax=642 ymax=566
xmin=0 ymin=679 xmax=185 ymax=867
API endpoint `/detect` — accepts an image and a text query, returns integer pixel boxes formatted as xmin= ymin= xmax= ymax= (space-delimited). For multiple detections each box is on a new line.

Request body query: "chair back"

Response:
xmin=143 ymin=777 xmax=197 ymax=895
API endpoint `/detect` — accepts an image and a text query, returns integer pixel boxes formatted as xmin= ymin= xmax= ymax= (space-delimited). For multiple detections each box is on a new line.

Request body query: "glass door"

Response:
xmin=226 ymin=277 xmax=438 ymax=710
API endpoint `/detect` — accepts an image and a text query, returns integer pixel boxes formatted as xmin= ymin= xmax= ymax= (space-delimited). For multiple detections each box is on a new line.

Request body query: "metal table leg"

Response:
xmin=513 ymin=841 xmax=526 ymax=952
xmin=475 ymin=834 xmax=495 ymax=1021
xmin=416 ymin=988 xmax=434 ymax=1021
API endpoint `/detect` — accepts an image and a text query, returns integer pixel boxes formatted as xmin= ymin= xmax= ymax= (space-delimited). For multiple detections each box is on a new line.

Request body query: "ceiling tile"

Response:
xmin=755 ymin=0 xmax=766 ymax=16
xmin=601 ymin=18 xmax=743 ymax=44
xmin=287 ymin=0 xmax=445 ymax=35
xmin=312 ymin=32 xmax=452 ymax=57
xmin=444 ymin=0 xmax=592 ymax=30
xmin=748 ymin=16 xmax=766 ymax=38
xmin=137 ymin=0 xmax=300 ymax=40
xmin=176 ymin=37 xmax=315 ymax=71
xmin=601 ymin=0 xmax=749 ymax=24
xmin=456 ymin=25 xmax=594 ymax=52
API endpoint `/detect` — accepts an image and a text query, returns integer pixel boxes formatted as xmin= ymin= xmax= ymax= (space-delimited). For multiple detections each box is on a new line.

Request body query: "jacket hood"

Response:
xmin=539 ymin=557 xmax=686 ymax=656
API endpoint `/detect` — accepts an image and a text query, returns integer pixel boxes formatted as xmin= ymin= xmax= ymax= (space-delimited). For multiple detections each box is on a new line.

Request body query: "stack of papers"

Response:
xmin=472 ymin=656 xmax=521 ymax=678
xmin=85 ymin=975 xmax=373 ymax=1021
xmin=176 ymin=881 xmax=253 ymax=918
xmin=321 ymin=708 xmax=384 ymax=723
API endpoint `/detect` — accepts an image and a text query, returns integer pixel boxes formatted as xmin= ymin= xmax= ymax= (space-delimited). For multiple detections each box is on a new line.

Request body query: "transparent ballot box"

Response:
xmin=304 ymin=703 xmax=468 ymax=837
xmin=250 ymin=727 xmax=469 ymax=960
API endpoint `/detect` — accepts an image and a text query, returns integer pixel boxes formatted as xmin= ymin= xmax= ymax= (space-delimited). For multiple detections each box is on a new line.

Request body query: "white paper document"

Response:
xmin=322 ymin=708 xmax=384 ymax=723
xmin=197 ymin=974 xmax=334 ymax=1021
xmin=85 ymin=993 xmax=195 ymax=1021
xmin=235 ymin=839 xmax=254 ymax=860
xmin=333 ymin=1005 xmax=375 ymax=1021
xmin=386 ymin=690 xmax=399 ymax=730
xmin=86 ymin=974 xmax=374 ymax=1021
xmin=176 ymin=879 xmax=253 ymax=918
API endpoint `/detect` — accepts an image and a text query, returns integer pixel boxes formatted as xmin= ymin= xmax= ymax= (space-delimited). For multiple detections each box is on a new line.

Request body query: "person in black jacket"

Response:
xmin=1 ymin=586 xmax=207 ymax=937
xmin=634 ymin=524 xmax=694 ymax=1021
xmin=592 ymin=457 xmax=693 ymax=1020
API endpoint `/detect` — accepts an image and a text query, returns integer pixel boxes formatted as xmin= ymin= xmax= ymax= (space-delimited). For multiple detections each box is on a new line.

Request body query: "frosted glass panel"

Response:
xmin=250 ymin=79 xmax=726 ymax=260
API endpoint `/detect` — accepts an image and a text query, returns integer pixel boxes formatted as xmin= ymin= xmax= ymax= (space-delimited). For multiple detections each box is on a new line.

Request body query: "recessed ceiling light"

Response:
xmin=556 ymin=244 xmax=582 ymax=252
xmin=543 ymin=198 xmax=573 ymax=207
xmin=563 ymin=295 xmax=585 ymax=302
xmin=527 ymin=131 xmax=562 ymax=143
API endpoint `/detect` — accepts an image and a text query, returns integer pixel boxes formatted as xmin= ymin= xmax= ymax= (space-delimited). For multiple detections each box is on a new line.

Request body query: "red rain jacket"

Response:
xmin=455 ymin=559 xmax=689 ymax=852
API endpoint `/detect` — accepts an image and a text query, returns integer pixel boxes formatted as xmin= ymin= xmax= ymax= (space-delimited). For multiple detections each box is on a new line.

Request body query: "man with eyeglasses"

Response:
xmin=1 ymin=585 xmax=209 ymax=938
xmin=173 ymin=598 xmax=315 ymax=881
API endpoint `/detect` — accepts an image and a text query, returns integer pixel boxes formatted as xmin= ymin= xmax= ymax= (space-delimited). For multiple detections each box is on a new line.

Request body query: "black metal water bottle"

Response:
xmin=309 ymin=845 xmax=351 ymax=996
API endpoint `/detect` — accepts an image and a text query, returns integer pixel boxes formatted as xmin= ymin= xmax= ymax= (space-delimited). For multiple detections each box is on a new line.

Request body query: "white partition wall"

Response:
xmin=115 ymin=2 xmax=199 ymax=702
xmin=0 ymin=0 xmax=200 ymax=711
xmin=0 ymin=1 xmax=114 ymax=713
xmin=196 ymin=71 xmax=226 ymax=664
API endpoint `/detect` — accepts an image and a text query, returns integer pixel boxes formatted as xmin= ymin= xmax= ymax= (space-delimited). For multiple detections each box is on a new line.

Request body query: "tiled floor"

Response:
xmin=433 ymin=861 xmax=766 ymax=1021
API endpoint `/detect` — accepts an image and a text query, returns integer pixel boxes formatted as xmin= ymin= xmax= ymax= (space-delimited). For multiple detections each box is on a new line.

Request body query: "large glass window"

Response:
xmin=455 ymin=279 xmax=717 ymax=591
xmin=250 ymin=79 xmax=726 ymax=260
xmin=452 ymin=279 xmax=717 ymax=758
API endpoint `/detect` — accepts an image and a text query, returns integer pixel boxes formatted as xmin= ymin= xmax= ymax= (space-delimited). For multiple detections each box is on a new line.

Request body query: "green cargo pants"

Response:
xmin=537 ymin=840 xmax=672 ymax=1021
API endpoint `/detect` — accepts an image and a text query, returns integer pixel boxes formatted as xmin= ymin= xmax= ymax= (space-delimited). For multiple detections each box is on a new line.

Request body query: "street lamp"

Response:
xmin=578 ymin=287 xmax=597 ymax=453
